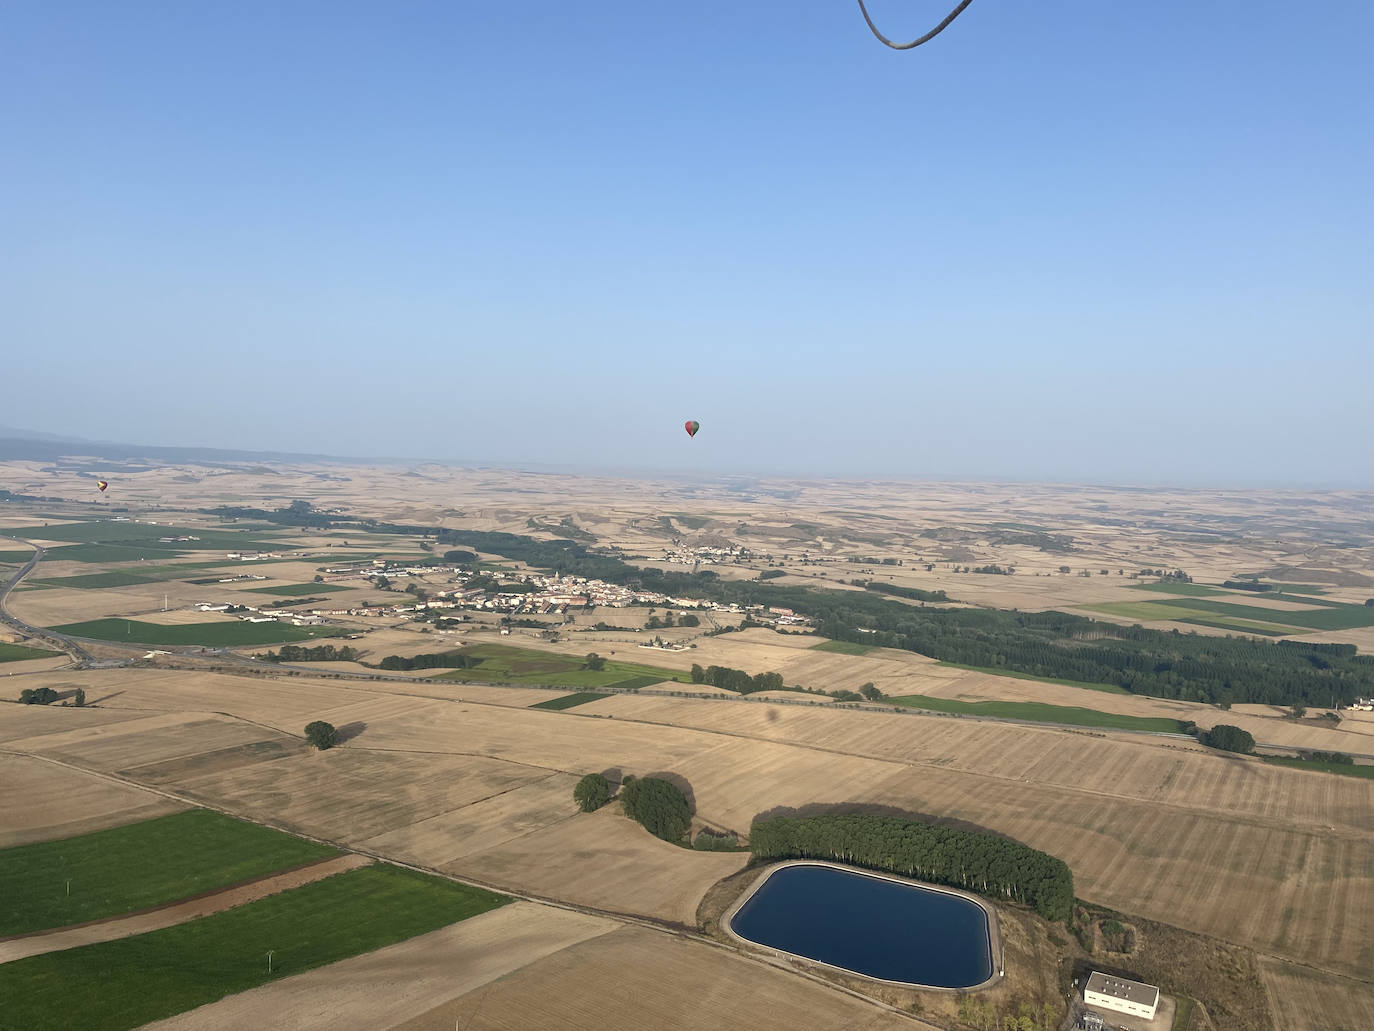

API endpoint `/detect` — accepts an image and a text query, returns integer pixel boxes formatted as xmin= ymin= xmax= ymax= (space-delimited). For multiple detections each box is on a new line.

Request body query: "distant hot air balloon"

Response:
xmin=684 ymin=420 xmax=700 ymax=439
xmin=96 ymin=480 xmax=109 ymax=492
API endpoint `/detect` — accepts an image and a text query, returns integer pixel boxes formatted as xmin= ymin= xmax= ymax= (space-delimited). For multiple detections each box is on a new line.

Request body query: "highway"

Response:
xmin=0 ymin=536 xmax=95 ymax=664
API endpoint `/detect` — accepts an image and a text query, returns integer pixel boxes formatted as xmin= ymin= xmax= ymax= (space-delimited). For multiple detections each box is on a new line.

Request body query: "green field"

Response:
xmin=0 ymin=549 xmax=38 ymax=563
xmin=36 ymin=543 xmax=193 ymax=563
xmin=810 ymin=639 xmax=874 ymax=655
xmin=0 ymin=641 xmax=62 ymax=663
xmin=1128 ymin=582 xmax=1227 ymax=597
xmin=31 ymin=571 xmax=158 ymax=589
xmin=889 ymin=693 xmax=1186 ymax=733
xmin=0 ymin=810 xmax=339 ymax=936
xmin=7 ymin=521 xmax=291 ymax=552
xmin=53 ymin=618 xmax=349 ymax=647
xmin=245 ymin=582 xmax=355 ymax=596
xmin=935 ymin=661 xmax=1129 ymax=694
xmin=530 ymin=691 xmax=612 ymax=710
xmin=435 ymin=643 xmax=679 ymax=690
xmin=1084 ymin=601 xmax=1299 ymax=635
xmin=1260 ymin=756 xmax=1374 ymax=780
xmin=1151 ymin=596 xmax=1374 ymax=631
xmin=0 ymin=864 xmax=509 ymax=1031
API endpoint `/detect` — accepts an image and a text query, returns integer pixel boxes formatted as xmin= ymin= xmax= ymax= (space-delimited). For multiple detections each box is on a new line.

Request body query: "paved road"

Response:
xmin=0 ymin=536 xmax=95 ymax=664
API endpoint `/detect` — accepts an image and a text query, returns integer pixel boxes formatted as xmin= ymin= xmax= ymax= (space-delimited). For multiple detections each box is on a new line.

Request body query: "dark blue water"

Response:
xmin=729 ymin=864 xmax=993 ymax=988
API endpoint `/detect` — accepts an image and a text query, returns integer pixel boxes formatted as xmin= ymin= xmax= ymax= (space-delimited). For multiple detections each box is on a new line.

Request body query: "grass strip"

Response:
xmin=889 ymin=693 xmax=1185 ymax=733
xmin=1259 ymin=756 xmax=1374 ymax=780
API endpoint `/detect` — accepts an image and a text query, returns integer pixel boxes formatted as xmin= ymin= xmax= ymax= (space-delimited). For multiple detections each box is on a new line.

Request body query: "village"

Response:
xmin=196 ymin=555 xmax=814 ymax=636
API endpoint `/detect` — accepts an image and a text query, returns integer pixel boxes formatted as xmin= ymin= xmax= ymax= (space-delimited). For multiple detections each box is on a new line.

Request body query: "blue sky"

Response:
xmin=2 ymin=2 xmax=1370 ymax=486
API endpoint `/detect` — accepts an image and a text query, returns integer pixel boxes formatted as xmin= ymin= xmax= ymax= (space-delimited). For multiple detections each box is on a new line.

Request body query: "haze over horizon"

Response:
xmin=3 ymin=3 xmax=1371 ymax=489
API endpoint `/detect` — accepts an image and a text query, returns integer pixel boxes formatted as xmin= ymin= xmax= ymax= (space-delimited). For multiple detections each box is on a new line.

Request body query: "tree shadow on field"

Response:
xmin=643 ymin=770 xmax=697 ymax=815
xmin=86 ymin=691 xmax=124 ymax=705
xmin=749 ymin=801 xmax=1014 ymax=841
xmin=336 ymin=721 xmax=367 ymax=744
xmin=600 ymin=766 xmax=624 ymax=790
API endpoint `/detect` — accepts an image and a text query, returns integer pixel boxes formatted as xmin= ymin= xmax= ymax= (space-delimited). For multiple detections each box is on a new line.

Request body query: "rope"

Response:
xmin=857 ymin=0 xmax=975 ymax=50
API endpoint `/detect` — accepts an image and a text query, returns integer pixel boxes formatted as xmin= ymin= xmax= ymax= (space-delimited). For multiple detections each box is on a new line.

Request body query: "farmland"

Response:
xmin=30 ymin=571 xmax=158 ymax=589
xmin=433 ymin=643 xmax=682 ymax=690
xmin=887 ymin=693 xmax=1186 ymax=733
xmin=3 ymin=472 xmax=1374 ymax=1030
xmin=529 ymin=691 xmax=611 ymax=710
xmin=246 ymin=583 xmax=355 ymax=595
xmin=0 ymin=641 xmax=62 ymax=662
xmin=809 ymin=639 xmax=873 ymax=655
xmin=0 ymin=809 xmax=340 ymax=935
xmin=52 ymin=618 xmax=350 ymax=646
xmin=0 ymin=865 xmax=509 ymax=1031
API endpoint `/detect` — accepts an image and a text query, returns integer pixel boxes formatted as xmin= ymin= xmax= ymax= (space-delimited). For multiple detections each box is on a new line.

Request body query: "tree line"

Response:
xmin=690 ymin=663 xmax=786 ymax=694
xmin=749 ymin=813 xmax=1075 ymax=922
xmin=230 ymin=523 xmax=1361 ymax=711
xmin=372 ymin=650 xmax=474 ymax=671
xmin=259 ymin=644 xmax=359 ymax=663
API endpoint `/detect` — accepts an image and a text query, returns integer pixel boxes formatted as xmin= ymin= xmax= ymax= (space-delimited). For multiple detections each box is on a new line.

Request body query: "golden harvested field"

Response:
xmin=0 ymin=700 xmax=148 ymax=742
xmin=141 ymin=903 xmax=621 ymax=1031
xmin=4 ymin=472 xmax=1374 ymax=1025
xmin=921 ymin=670 xmax=1374 ymax=753
xmin=1257 ymin=957 xmax=1374 ymax=1031
xmin=0 ymin=752 xmax=186 ymax=846
xmin=450 ymin=805 xmax=748 ymax=925
xmin=401 ymin=925 xmax=927 ymax=1031
xmin=10 ymin=671 xmax=1369 ymax=978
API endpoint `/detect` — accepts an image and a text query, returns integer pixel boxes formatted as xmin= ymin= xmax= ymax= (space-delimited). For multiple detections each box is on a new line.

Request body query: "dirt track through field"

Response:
xmin=0 ymin=854 xmax=370 ymax=964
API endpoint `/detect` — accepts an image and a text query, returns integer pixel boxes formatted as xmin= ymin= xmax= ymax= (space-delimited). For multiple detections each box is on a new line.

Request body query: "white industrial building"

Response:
xmin=1084 ymin=971 xmax=1159 ymax=1021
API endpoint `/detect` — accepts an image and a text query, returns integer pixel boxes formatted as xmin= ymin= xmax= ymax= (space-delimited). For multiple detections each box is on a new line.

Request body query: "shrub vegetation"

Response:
xmin=573 ymin=773 xmax=612 ymax=812
xmin=1200 ymin=724 xmax=1255 ymax=754
xmin=620 ymin=777 xmax=691 ymax=843
xmin=304 ymin=721 xmax=338 ymax=750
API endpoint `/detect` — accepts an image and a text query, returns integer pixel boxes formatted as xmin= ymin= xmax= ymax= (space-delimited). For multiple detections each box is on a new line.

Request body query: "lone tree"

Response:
xmin=73 ymin=688 xmax=86 ymax=707
xmin=304 ymin=721 xmax=338 ymax=750
xmin=573 ymin=772 xmax=612 ymax=812
xmin=582 ymin=653 xmax=606 ymax=672
xmin=858 ymin=682 xmax=883 ymax=701
xmin=1202 ymin=724 xmax=1255 ymax=754
xmin=620 ymin=776 xmax=691 ymax=843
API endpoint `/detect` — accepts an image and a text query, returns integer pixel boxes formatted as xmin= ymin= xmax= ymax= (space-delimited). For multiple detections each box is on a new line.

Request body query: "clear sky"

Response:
xmin=2 ymin=2 xmax=1371 ymax=487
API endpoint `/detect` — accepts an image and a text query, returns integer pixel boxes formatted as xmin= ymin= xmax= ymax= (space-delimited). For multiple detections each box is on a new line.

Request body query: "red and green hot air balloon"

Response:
xmin=684 ymin=420 xmax=700 ymax=439
xmin=96 ymin=480 xmax=109 ymax=492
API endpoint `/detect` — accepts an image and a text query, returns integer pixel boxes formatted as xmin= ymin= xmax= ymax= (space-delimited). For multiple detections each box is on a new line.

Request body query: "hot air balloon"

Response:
xmin=684 ymin=420 xmax=700 ymax=439
xmin=96 ymin=480 xmax=109 ymax=492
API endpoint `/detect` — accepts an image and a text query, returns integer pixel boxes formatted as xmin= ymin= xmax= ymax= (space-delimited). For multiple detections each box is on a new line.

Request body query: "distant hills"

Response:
xmin=0 ymin=424 xmax=346 ymax=467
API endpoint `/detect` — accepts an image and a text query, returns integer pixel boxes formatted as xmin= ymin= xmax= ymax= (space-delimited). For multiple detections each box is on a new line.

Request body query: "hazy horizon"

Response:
xmin=3 ymin=3 xmax=1370 ymax=489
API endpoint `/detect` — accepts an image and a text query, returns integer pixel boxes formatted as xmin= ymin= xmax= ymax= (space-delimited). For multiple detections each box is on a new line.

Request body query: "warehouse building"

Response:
xmin=1084 ymin=971 xmax=1159 ymax=1021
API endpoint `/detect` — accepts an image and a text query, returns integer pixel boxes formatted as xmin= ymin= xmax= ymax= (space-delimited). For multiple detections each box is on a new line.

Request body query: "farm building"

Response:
xmin=1084 ymin=971 xmax=1159 ymax=1020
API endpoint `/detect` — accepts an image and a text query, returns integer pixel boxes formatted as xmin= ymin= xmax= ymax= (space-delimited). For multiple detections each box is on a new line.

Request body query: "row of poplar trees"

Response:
xmin=749 ymin=813 xmax=1074 ymax=922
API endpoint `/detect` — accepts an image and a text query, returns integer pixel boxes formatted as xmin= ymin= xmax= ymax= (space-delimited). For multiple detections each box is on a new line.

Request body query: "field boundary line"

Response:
xmin=0 ymin=748 xmax=936 ymax=1026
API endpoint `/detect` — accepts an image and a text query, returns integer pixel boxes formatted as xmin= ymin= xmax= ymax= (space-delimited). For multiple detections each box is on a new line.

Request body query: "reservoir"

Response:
xmin=727 ymin=863 xmax=995 ymax=989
